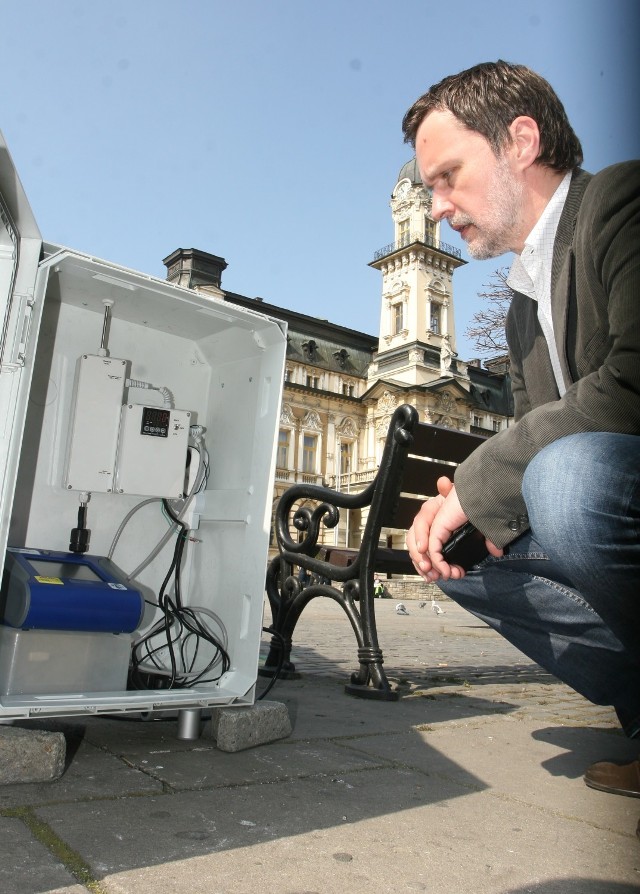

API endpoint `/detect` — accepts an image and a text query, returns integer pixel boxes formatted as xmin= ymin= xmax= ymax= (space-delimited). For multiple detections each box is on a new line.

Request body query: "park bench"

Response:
xmin=261 ymin=403 xmax=487 ymax=700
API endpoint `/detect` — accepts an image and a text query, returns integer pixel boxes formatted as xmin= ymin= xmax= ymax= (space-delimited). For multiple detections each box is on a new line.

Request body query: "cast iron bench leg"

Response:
xmin=262 ymin=559 xmax=398 ymax=699
xmin=344 ymin=579 xmax=398 ymax=701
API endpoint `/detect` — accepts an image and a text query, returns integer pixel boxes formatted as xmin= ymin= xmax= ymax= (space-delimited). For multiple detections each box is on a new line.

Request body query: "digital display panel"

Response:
xmin=141 ymin=406 xmax=170 ymax=437
xmin=29 ymin=560 xmax=103 ymax=582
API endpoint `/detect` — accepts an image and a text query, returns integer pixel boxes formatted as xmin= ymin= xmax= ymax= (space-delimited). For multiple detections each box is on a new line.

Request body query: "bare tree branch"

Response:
xmin=464 ymin=267 xmax=514 ymax=356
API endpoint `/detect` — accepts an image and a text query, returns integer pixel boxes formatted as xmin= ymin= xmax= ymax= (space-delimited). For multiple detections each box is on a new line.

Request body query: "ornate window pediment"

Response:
xmin=280 ymin=403 xmax=296 ymax=426
xmin=428 ymin=277 xmax=447 ymax=297
xmin=302 ymin=409 xmax=322 ymax=432
xmin=387 ymin=280 xmax=409 ymax=300
xmin=337 ymin=416 xmax=358 ymax=439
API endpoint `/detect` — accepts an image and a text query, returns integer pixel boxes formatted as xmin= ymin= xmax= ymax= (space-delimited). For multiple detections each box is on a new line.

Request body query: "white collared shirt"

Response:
xmin=507 ymin=171 xmax=572 ymax=396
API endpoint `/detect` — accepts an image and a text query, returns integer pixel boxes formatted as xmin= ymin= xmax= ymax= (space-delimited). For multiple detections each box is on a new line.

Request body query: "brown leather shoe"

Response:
xmin=584 ymin=759 xmax=640 ymax=798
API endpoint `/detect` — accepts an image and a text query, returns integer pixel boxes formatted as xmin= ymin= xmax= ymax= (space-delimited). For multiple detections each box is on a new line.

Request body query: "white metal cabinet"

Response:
xmin=0 ymin=132 xmax=286 ymax=719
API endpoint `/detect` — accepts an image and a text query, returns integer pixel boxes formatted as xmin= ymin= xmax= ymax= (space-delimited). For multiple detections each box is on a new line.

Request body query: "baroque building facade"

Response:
xmin=162 ymin=159 xmax=512 ymax=559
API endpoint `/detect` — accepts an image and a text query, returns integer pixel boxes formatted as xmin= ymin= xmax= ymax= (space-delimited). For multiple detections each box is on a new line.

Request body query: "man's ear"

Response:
xmin=508 ymin=116 xmax=540 ymax=170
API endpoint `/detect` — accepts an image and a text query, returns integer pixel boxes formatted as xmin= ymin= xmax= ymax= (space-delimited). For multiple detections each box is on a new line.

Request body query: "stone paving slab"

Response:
xmin=252 ymin=678 xmax=523 ymax=740
xmin=32 ymin=763 xmax=639 ymax=894
xmin=109 ymin=736 xmax=388 ymax=791
xmin=0 ymin=815 xmax=87 ymax=894
xmin=0 ymin=734 xmax=163 ymax=810
xmin=343 ymin=717 xmax=637 ymax=828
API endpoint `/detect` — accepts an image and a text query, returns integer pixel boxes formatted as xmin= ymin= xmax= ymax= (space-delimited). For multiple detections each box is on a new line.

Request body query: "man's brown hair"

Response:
xmin=402 ymin=60 xmax=583 ymax=172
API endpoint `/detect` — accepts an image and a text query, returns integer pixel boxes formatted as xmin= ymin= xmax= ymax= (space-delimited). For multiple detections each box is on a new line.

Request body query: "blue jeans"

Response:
xmin=439 ymin=432 xmax=640 ymax=738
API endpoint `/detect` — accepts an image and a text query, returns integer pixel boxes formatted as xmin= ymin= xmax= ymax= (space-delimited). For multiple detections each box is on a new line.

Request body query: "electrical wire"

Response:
xmin=129 ymin=491 xmax=231 ymax=691
xmin=107 ymin=498 xmax=160 ymax=560
xmin=105 ymin=427 xmax=232 ymax=692
xmin=124 ymin=437 xmax=207 ymax=582
xmin=256 ymin=625 xmax=286 ymax=700
xmin=125 ymin=378 xmax=174 ymax=409
xmin=130 ymin=606 xmax=231 ymax=689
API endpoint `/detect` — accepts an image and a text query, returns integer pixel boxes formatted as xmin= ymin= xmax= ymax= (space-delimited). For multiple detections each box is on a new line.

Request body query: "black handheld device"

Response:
xmin=441 ymin=522 xmax=489 ymax=571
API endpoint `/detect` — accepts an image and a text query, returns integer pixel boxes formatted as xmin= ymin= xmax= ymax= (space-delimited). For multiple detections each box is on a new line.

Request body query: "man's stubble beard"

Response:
xmin=458 ymin=155 xmax=524 ymax=261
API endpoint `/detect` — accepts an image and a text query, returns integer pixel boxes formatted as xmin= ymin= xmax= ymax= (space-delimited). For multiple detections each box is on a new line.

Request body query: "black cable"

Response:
xmin=256 ymin=625 xmax=286 ymax=700
xmin=129 ymin=499 xmax=230 ymax=691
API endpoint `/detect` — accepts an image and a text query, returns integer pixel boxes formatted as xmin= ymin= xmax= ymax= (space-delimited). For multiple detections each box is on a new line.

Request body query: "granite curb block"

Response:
xmin=0 ymin=725 xmax=66 ymax=784
xmin=210 ymin=699 xmax=292 ymax=752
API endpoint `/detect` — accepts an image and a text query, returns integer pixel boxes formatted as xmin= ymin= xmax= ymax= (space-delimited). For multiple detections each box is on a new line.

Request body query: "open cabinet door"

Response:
xmin=0 ymin=132 xmax=44 ymax=561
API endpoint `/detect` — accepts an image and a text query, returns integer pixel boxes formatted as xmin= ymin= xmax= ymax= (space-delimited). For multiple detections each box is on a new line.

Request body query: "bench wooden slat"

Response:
xmin=321 ymin=545 xmax=414 ymax=576
xmin=384 ymin=495 xmax=426 ymax=531
xmin=410 ymin=423 xmax=485 ymax=463
xmin=393 ymin=456 xmax=455 ymax=503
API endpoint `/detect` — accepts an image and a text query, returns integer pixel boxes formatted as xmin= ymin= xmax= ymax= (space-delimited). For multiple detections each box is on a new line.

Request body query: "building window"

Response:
xmin=301 ymin=340 xmax=319 ymax=361
xmin=284 ymin=368 xmax=292 ymax=382
xmin=393 ymin=303 xmax=404 ymax=335
xmin=277 ymin=429 xmax=290 ymax=468
xmin=338 ymin=441 xmax=353 ymax=486
xmin=302 ymin=434 xmax=317 ymax=474
xmin=339 ymin=440 xmax=353 ymax=476
xmin=334 ymin=348 xmax=349 ymax=369
xmin=398 ymin=218 xmax=410 ymax=247
xmin=306 ymin=374 xmax=319 ymax=389
xmin=430 ymin=303 xmax=441 ymax=333
xmin=424 ymin=216 xmax=436 ymax=245
xmin=492 ymin=419 xmax=501 ymax=432
xmin=473 ymin=415 xmax=482 ymax=428
xmin=342 ymin=382 xmax=354 ymax=397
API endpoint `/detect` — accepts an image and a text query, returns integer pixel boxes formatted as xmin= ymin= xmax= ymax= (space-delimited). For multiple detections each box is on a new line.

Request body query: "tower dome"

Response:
xmin=396 ymin=157 xmax=422 ymax=186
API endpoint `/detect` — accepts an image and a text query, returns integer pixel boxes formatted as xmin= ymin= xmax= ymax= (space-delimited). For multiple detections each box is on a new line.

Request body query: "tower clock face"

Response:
xmin=394 ymin=179 xmax=411 ymax=199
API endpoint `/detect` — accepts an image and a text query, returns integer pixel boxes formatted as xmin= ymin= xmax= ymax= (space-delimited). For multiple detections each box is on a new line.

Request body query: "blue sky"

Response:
xmin=1 ymin=0 xmax=638 ymax=360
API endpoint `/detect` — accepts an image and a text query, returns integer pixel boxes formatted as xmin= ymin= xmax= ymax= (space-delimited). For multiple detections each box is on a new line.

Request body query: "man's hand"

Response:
xmin=406 ymin=477 xmax=502 ymax=581
xmin=406 ymin=477 xmax=467 ymax=581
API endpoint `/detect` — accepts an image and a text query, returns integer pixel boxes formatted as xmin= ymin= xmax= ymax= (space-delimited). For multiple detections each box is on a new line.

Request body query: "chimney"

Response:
xmin=162 ymin=248 xmax=228 ymax=296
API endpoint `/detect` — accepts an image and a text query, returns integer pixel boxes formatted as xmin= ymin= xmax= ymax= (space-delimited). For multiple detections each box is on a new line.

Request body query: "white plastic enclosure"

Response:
xmin=0 ymin=132 xmax=286 ymax=719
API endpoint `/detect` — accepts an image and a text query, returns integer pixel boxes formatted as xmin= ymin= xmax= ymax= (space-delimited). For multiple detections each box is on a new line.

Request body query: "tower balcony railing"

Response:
xmin=373 ymin=233 xmax=462 ymax=262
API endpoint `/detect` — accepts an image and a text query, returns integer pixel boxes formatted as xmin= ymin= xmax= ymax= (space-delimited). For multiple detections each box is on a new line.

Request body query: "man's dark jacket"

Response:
xmin=455 ymin=161 xmax=640 ymax=548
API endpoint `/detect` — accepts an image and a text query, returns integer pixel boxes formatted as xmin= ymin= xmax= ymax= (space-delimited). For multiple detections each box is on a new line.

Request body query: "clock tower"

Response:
xmin=363 ymin=158 xmax=477 ymax=444
xmin=368 ymin=157 xmax=467 ymax=387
